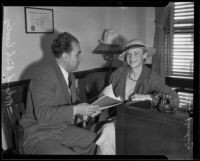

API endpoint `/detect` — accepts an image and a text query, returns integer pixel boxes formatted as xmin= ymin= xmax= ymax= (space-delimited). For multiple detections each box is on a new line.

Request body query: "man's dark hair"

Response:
xmin=51 ymin=32 xmax=79 ymax=58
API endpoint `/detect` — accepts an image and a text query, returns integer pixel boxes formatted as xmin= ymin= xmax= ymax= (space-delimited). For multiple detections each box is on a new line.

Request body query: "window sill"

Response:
xmin=165 ymin=76 xmax=193 ymax=89
xmin=166 ymin=75 xmax=193 ymax=80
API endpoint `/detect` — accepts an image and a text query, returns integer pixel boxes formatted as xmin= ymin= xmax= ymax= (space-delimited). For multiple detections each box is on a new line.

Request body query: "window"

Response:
xmin=178 ymin=91 xmax=193 ymax=109
xmin=165 ymin=2 xmax=194 ymax=78
xmin=164 ymin=2 xmax=194 ymax=109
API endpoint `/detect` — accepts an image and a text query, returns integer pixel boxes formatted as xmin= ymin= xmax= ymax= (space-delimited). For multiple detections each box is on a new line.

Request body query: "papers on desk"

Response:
xmin=131 ymin=94 xmax=152 ymax=102
xmin=91 ymin=84 xmax=122 ymax=110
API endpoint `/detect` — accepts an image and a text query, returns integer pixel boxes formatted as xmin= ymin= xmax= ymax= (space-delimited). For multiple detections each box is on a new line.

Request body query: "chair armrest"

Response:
xmin=74 ymin=114 xmax=88 ymax=128
xmin=74 ymin=114 xmax=96 ymax=129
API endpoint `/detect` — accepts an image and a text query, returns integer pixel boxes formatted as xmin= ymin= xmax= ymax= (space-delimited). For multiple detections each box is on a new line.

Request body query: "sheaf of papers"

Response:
xmin=101 ymin=84 xmax=122 ymax=101
xmin=91 ymin=84 xmax=122 ymax=110
xmin=131 ymin=94 xmax=152 ymax=102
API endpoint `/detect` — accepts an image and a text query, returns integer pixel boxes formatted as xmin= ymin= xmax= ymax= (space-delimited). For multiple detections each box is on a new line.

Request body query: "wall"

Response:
xmin=2 ymin=6 xmax=155 ymax=83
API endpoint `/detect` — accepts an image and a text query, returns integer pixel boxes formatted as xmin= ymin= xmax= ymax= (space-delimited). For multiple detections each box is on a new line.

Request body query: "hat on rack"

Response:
xmin=118 ymin=39 xmax=156 ymax=62
xmin=92 ymin=29 xmax=122 ymax=54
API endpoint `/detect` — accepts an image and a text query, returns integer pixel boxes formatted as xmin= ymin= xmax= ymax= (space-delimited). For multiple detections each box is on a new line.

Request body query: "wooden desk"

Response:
xmin=116 ymin=102 xmax=193 ymax=159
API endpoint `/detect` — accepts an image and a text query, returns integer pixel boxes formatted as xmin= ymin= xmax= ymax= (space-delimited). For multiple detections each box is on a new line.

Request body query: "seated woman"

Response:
xmin=96 ymin=39 xmax=180 ymax=155
xmin=109 ymin=39 xmax=180 ymax=107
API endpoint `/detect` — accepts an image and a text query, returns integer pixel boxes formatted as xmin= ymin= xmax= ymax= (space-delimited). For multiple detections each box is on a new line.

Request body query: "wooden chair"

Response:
xmin=2 ymin=79 xmax=30 ymax=154
xmin=78 ymin=72 xmax=109 ymax=102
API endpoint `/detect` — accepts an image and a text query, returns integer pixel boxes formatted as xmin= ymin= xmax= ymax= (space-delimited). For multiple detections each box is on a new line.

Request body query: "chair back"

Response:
xmin=78 ymin=72 xmax=110 ymax=102
xmin=2 ymin=79 xmax=30 ymax=154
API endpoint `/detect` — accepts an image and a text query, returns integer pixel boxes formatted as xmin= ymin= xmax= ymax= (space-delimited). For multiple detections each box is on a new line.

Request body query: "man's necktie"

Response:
xmin=68 ymin=74 xmax=72 ymax=90
xmin=68 ymin=73 xmax=73 ymax=101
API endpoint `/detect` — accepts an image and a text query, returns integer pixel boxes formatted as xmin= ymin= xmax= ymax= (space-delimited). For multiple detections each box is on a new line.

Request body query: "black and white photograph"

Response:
xmin=1 ymin=0 xmax=199 ymax=160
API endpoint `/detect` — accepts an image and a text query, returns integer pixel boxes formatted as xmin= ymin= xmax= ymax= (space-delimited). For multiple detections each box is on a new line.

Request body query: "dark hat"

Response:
xmin=93 ymin=29 xmax=122 ymax=54
xmin=118 ymin=39 xmax=156 ymax=62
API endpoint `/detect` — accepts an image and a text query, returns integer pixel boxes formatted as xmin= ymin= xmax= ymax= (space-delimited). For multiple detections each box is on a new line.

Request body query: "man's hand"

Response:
xmin=74 ymin=103 xmax=101 ymax=116
xmin=90 ymin=109 xmax=102 ymax=118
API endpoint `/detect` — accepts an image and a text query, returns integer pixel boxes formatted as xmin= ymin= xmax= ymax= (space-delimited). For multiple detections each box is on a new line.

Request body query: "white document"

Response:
xmin=101 ymin=84 xmax=121 ymax=100
xmin=131 ymin=94 xmax=152 ymax=102
xmin=91 ymin=84 xmax=122 ymax=110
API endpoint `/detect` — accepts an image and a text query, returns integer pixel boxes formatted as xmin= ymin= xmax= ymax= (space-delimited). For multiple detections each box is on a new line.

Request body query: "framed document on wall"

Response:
xmin=25 ymin=7 xmax=54 ymax=33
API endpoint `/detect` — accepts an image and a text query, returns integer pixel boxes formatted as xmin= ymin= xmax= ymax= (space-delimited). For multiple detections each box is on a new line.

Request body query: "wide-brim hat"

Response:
xmin=93 ymin=29 xmax=122 ymax=54
xmin=118 ymin=39 xmax=156 ymax=62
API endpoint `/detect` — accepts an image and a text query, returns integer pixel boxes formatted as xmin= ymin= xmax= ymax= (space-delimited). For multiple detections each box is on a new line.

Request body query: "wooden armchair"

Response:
xmin=2 ymin=79 xmax=30 ymax=154
xmin=78 ymin=72 xmax=108 ymax=102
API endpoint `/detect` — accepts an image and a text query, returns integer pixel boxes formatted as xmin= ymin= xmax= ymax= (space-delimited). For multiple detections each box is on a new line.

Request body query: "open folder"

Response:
xmin=91 ymin=84 xmax=123 ymax=110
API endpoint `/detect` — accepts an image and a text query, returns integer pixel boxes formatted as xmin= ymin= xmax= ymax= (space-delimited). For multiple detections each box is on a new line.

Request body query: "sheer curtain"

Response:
xmin=152 ymin=3 xmax=171 ymax=83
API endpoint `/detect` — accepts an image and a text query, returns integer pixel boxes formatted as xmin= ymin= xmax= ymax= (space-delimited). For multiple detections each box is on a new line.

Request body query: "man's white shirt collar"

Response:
xmin=58 ymin=64 xmax=69 ymax=86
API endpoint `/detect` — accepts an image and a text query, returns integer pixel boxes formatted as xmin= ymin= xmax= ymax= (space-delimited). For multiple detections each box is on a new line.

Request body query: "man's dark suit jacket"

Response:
xmin=20 ymin=59 xmax=96 ymax=154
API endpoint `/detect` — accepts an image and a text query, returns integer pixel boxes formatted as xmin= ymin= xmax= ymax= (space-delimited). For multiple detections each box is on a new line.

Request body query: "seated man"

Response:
xmin=20 ymin=32 xmax=103 ymax=154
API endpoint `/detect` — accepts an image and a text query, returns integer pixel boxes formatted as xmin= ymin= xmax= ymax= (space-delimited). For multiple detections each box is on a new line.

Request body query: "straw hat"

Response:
xmin=92 ymin=29 xmax=122 ymax=54
xmin=118 ymin=39 xmax=156 ymax=62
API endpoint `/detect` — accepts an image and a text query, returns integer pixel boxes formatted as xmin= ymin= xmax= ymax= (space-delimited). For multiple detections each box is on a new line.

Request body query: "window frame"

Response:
xmin=164 ymin=2 xmax=194 ymax=108
xmin=164 ymin=2 xmax=194 ymax=79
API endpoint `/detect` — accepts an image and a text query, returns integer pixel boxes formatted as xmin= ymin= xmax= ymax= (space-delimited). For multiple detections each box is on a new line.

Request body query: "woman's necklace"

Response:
xmin=128 ymin=71 xmax=138 ymax=81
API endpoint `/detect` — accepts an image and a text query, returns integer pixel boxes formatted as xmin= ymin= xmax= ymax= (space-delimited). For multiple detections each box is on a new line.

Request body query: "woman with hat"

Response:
xmin=109 ymin=39 xmax=180 ymax=107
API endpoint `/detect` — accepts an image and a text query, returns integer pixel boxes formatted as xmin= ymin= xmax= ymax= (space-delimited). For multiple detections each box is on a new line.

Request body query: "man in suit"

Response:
xmin=20 ymin=32 xmax=101 ymax=154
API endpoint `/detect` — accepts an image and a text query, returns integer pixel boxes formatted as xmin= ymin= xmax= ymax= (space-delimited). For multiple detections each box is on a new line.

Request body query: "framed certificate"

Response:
xmin=25 ymin=7 xmax=54 ymax=33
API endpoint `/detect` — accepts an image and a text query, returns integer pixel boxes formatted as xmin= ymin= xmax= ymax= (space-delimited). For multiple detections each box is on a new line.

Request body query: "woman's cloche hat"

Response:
xmin=93 ymin=29 xmax=123 ymax=54
xmin=118 ymin=39 xmax=156 ymax=62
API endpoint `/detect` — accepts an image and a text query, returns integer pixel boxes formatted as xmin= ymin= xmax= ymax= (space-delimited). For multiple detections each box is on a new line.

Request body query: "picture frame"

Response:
xmin=24 ymin=7 xmax=54 ymax=33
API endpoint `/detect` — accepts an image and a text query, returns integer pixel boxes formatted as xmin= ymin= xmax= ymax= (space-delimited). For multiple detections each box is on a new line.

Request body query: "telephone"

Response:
xmin=152 ymin=92 xmax=178 ymax=113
